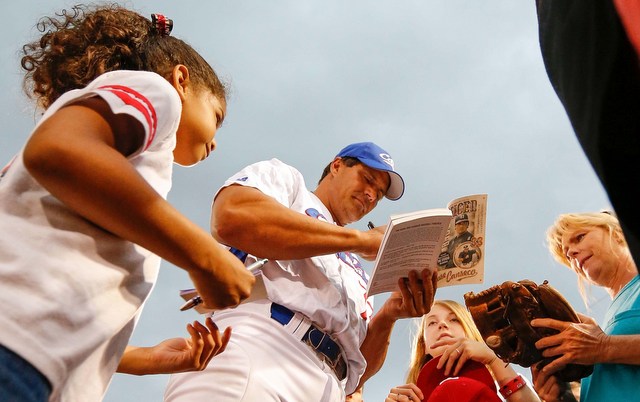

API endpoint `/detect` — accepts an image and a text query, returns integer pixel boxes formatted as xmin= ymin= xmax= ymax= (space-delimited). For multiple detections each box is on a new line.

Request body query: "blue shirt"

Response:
xmin=580 ymin=275 xmax=640 ymax=402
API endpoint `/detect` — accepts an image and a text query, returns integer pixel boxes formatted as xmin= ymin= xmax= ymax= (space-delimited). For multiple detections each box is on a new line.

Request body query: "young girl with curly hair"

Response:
xmin=0 ymin=4 xmax=255 ymax=401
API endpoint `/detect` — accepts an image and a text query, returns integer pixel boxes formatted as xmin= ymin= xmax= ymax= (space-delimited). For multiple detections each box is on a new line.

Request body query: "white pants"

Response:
xmin=164 ymin=301 xmax=345 ymax=402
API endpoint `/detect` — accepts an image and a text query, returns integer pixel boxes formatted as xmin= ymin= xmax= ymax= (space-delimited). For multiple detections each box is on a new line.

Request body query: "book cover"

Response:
xmin=366 ymin=193 xmax=487 ymax=295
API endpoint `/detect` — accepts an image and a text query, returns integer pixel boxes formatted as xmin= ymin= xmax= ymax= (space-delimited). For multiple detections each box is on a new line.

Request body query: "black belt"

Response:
xmin=270 ymin=303 xmax=347 ymax=380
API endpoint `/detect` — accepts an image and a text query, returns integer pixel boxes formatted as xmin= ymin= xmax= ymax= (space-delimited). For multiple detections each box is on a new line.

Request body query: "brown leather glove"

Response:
xmin=464 ymin=279 xmax=593 ymax=382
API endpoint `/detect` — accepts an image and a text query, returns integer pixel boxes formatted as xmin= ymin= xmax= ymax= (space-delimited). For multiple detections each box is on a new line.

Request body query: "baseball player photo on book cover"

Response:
xmin=366 ymin=193 xmax=487 ymax=296
xmin=436 ymin=193 xmax=487 ymax=286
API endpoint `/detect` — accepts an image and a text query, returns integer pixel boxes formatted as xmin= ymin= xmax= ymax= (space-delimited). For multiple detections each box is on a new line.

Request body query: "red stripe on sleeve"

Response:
xmin=98 ymin=85 xmax=159 ymax=151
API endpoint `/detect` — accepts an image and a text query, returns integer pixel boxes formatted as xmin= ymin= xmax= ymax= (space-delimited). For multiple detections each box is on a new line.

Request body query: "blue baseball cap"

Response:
xmin=336 ymin=142 xmax=405 ymax=200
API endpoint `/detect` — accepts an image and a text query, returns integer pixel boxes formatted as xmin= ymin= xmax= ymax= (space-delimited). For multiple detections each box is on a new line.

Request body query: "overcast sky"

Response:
xmin=1 ymin=1 xmax=612 ymax=401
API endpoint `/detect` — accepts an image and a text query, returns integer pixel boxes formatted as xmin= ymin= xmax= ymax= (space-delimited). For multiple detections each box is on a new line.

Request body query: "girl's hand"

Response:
xmin=151 ymin=317 xmax=231 ymax=373
xmin=189 ymin=250 xmax=256 ymax=310
xmin=434 ymin=338 xmax=496 ymax=376
xmin=530 ymin=363 xmax=578 ymax=402
xmin=117 ymin=317 xmax=231 ymax=375
xmin=385 ymin=383 xmax=424 ymax=401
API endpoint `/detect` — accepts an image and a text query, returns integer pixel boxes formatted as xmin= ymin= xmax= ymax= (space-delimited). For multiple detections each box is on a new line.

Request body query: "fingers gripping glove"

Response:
xmin=463 ymin=280 xmax=593 ymax=382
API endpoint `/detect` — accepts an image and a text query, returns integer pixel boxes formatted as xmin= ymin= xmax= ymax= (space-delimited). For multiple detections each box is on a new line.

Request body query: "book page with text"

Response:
xmin=366 ymin=208 xmax=452 ymax=296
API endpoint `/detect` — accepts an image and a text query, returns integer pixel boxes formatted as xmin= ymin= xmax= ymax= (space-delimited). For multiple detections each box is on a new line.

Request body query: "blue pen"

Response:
xmin=179 ymin=258 xmax=268 ymax=311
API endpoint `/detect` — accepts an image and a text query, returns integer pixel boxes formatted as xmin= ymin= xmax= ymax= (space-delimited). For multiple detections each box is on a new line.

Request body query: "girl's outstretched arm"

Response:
xmin=118 ymin=317 xmax=231 ymax=375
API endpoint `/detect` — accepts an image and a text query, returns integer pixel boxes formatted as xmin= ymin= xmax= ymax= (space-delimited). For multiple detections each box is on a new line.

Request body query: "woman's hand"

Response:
xmin=532 ymin=313 xmax=607 ymax=374
xmin=385 ymin=383 xmax=424 ymax=401
xmin=433 ymin=337 xmax=496 ymax=376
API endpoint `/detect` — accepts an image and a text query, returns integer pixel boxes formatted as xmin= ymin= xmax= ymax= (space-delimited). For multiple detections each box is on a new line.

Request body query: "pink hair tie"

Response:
xmin=151 ymin=14 xmax=173 ymax=36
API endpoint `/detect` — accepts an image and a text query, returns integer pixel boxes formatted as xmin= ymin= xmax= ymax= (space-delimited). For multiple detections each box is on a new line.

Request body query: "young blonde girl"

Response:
xmin=0 ymin=4 xmax=254 ymax=401
xmin=386 ymin=300 xmax=540 ymax=401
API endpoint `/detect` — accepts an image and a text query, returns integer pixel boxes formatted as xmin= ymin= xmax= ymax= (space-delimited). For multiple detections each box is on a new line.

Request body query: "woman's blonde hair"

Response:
xmin=405 ymin=300 xmax=483 ymax=384
xmin=546 ymin=211 xmax=626 ymax=305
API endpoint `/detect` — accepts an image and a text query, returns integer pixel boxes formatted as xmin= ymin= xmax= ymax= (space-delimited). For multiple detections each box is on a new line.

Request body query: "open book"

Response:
xmin=366 ymin=193 xmax=487 ymax=296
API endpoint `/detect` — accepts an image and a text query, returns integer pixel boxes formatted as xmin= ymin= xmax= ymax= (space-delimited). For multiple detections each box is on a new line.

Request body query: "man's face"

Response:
xmin=327 ymin=159 xmax=390 ymax=226
xmin=454 ymin=221 xmax=469 ymax=235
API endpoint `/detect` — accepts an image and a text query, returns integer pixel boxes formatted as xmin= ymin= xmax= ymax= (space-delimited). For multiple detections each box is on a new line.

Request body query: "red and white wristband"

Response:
xmin=499 ymin=374 xmax=526 ymax=398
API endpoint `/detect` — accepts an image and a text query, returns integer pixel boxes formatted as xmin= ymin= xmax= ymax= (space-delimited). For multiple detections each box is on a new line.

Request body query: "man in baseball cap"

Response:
xmin=444 ymin=213 xmax=473 ymax=268
xmin=335 ymin=142 xmax=405 ymax=200
xmin=455 ymin=213 xmax=469 ymax=225
xmin=166 ymin=141 xmax=435 ymax=401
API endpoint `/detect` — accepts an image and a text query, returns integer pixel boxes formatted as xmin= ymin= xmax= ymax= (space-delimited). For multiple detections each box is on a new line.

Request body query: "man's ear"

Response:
xmin=329 ymin=157 xmax=343 ymax=176
xmin=170 ymin=64 xmax=191 ymax=102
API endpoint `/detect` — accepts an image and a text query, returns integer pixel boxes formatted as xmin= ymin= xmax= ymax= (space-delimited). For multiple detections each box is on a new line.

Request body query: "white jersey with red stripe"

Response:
xmin=182 ymin=159 xmax=373 ymax=396
xmin=0 ymin=70 xmax=181 ymax=402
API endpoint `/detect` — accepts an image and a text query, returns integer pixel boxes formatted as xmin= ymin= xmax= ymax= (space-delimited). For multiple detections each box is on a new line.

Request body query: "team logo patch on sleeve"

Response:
xmin=305 ymin=208 xmax=328 ymax=222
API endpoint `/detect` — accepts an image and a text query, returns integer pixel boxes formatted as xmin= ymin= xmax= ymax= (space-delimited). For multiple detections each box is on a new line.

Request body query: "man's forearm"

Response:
xmin=357 ymin=311 xmax=397 ymax=388
xmin=212 ymin=186 xmax=379 ymax=259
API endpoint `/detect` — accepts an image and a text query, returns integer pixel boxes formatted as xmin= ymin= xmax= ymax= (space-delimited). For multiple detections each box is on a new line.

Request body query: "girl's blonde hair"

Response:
xmin=405 ymin=300 xmax=483 ymax=384
xmin=546 ymin=211 xmax=626 ymax=305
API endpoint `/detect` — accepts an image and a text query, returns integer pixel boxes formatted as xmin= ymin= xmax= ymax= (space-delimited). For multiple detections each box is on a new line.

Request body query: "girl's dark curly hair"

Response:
xmin=21 ymin=3 xmax=226 ymax=110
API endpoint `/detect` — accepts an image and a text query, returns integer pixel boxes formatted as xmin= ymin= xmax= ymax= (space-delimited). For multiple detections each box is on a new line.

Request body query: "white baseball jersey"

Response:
xmin=165 ymin=158 xmax=374 ymax=401
xmin=0 ymin=70 xmax=181 ymax=402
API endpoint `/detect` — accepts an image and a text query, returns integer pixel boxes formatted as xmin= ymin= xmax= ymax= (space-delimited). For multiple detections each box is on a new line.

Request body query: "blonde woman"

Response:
xmin=532 ymin=211 xmax=640 ymax=402
xmin=386 ymin=300 xmax=540 ymax=401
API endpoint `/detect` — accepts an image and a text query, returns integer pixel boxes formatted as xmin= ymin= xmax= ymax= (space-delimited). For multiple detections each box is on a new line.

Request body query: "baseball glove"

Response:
xmin=463 ymin=279 xmax=593 ymax=382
